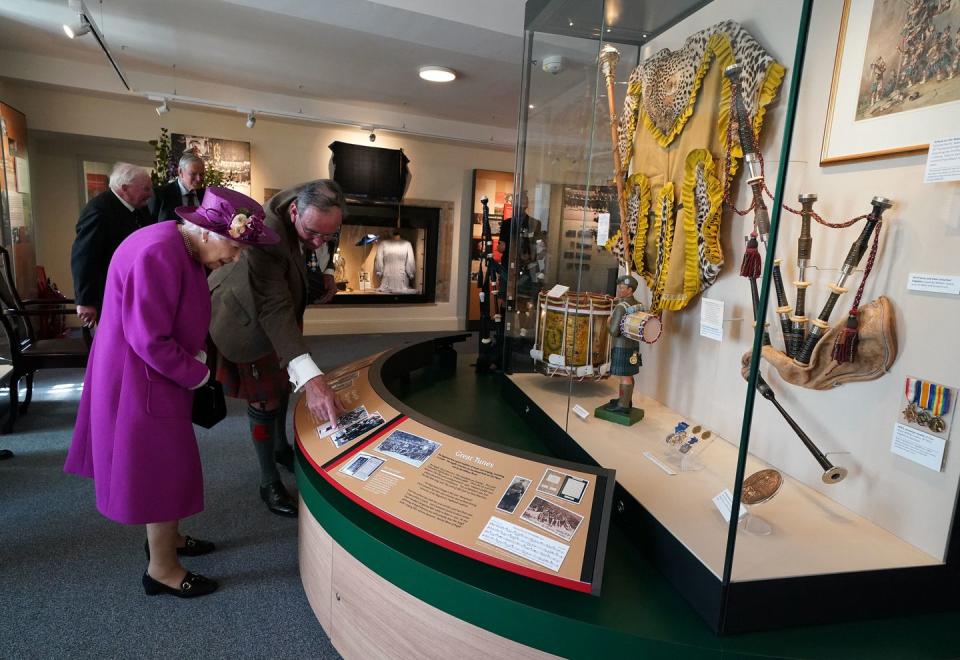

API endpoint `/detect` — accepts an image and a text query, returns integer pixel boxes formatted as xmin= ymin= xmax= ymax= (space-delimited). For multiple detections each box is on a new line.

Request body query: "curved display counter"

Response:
xmin=294 ymin=337 xmax=960 ymax=659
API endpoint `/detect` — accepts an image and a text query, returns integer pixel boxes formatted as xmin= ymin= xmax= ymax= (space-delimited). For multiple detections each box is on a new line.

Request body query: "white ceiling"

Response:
xmin=0 ymin=0 xmax=559 ymax=143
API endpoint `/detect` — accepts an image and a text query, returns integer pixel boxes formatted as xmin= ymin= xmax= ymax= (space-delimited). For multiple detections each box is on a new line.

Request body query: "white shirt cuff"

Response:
xmin=190 ymin=369 xmax=211 ymax=390
xmin=287 ymin=353 xmax=324 ymax=392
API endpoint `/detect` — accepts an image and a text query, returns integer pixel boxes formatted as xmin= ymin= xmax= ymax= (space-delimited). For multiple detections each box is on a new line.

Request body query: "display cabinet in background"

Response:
xmin=502 ymin=0 xmax=960 ymax=633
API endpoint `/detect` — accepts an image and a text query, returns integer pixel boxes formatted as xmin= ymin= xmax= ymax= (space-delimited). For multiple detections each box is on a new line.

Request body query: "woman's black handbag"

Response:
xmin=192 ymin=337 xmax=227 ymax=428
xmin=192 ymin=379 xmax=226 ymax=428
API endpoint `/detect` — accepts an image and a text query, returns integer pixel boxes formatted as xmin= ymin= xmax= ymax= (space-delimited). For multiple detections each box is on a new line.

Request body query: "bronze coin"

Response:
xmin=741 ymin=469 xmax=783 ymax=505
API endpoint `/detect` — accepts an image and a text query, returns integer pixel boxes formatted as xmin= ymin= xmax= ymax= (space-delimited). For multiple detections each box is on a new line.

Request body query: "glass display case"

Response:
xmin=498 ymin=0 xmax=960 ymax=633
xmin=313 ymin=200 xmax=439 ymax=304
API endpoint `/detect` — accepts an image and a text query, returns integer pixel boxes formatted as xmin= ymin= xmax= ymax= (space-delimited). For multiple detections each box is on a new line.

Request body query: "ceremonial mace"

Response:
xmin=787 ymin=193 xmax=817 ymax=358
xmin=599 ymin=45 xmax=632 ymax=256
xmin=794 ymin=196 xmax=891 ymax=366
xmin=725 ymin=63 xmax=790 ymax=351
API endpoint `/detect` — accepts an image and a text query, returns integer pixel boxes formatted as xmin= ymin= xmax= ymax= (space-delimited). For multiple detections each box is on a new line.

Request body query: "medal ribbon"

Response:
xmin=911 ymin=379 xmax=951 ymax=416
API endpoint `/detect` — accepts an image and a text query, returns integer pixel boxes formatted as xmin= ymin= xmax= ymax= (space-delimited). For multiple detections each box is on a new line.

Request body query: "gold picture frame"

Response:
xmin=821 ymin=0 xmax=960 ymax=164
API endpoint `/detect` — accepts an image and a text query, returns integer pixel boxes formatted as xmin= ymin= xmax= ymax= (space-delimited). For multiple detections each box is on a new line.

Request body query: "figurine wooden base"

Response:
xmin=594 ymin=405 xmax=644 ymax=426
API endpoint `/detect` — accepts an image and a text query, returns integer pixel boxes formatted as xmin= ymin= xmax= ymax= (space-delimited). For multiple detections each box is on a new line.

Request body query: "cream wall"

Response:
xmin=2 ymin=81 xmax=514 ymax=333
xmin=629 ymin=1 xmax=960 ymax=560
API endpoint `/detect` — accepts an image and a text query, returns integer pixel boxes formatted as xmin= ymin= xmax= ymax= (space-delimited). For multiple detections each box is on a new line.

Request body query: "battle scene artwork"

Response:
xmin=857 ymin=0 xmax=960 ymax=120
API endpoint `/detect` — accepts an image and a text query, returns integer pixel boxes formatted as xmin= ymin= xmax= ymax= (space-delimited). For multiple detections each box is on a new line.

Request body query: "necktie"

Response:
xmin=186 ymin=191 xmax=197 ymax=207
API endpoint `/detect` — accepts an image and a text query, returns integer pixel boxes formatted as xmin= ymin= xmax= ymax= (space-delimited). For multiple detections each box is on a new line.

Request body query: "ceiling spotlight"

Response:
xmin=418 ymin=66 xmax=456 ymax=83
xmin=245 ymin=111 xmax=256 ymax=128
xmin=369 ymin=129 xmax=376 ymax=143
xmin=528 ymin=104 xmax=536 ymax=109
xmin=63 ymin=17 xmax=91 ymax=39
xmin=155 ymin=100 xmax=169 ymax=116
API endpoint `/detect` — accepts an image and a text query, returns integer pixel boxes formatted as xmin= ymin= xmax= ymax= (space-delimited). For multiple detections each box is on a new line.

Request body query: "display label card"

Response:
xmin=713 ymin=489 xmax=749 ymax=523
xmin=478 ymin=517 xmax=569 ymax=572
xmin=547 ymin=284 xmax=570 ymax=298
xmin=907 ymin=273 xmax=960 ymax=295
xmin=596 ymin=213 xmax=610 ymax=245
xmin=923 ymin=136 xmax=960 ymax=183
xmin=571 ymin=404 xmax=589 ymax=420
xmin=643 ymin=451 xmax=677 ymax=475
xmin=700 ymin=297 xmax=724 ymax=342
xmin=890 ymin=423 xmax=946 ymax=472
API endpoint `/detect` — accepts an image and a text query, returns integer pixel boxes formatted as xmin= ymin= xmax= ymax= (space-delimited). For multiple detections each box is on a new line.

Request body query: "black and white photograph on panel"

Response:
xmin=520 ymin=496 xmax=583 ymax=542
xmin=331 ymin=412 xmax=385 ymax=448
xmin=339 ymin=452 xmax=385 ymax=481
xmin=495 ymin=476 xmax=532 ymax=514
xmin=374 ymin=429 xmax=441 ymax=468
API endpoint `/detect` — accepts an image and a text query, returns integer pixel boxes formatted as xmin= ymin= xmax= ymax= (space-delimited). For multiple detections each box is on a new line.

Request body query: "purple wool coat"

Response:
xmin=65 ymin=222 xmax=211 ymax=525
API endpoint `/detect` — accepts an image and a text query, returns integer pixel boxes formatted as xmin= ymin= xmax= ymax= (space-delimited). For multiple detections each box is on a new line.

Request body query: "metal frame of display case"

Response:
xmin=500 ymin=0 xmax=960 ymax=634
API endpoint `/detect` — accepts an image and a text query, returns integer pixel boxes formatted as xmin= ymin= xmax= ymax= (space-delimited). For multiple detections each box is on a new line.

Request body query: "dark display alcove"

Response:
xmin=325 ymin=200 xmax=439 ymax=305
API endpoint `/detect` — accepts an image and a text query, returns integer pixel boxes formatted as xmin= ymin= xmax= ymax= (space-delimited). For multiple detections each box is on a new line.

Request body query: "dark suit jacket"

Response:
xmin=208 ymin=185 xmax=338 ymax=365
xmin=148 ymin=180 xmax=205 ymax=222
xmin=70 ymin=190 xmax=151 ymax=312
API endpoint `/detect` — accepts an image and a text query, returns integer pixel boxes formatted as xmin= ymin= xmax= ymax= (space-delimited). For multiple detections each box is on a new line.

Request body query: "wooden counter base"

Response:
xmin=299 ymin=495 xmax=558 ymax=660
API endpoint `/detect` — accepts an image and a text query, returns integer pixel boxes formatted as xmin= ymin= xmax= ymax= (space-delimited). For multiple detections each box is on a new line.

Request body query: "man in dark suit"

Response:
xmin=208 ymin=180 xmax=344 ymax=516
xmin=148 ymin=152 xmax=206 ymax=221
xmin=70 ymin=162 xmax=154 ymax=327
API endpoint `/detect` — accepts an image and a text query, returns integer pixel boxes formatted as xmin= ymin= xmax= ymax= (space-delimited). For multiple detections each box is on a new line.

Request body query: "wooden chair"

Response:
xmin=0 ymin=245 xmax=90 ymax=433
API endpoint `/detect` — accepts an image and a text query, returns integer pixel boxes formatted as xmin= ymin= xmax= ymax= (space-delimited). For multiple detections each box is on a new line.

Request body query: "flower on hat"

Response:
xmin=229 ymin=212 xmax=251 ymax=239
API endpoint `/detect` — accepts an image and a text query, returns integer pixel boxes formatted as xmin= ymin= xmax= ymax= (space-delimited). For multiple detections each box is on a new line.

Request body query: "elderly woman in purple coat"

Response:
xmin=65 ymin=187 xmax=279 ymax=599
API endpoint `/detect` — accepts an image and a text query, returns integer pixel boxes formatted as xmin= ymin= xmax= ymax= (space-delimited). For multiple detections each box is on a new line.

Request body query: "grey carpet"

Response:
xmin=0 ymin=331 xmax=467 ymax=659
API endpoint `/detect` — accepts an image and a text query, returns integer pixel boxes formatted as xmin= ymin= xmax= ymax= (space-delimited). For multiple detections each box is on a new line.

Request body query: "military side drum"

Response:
xmin=530 ymin=291 xmax=614 ymax=379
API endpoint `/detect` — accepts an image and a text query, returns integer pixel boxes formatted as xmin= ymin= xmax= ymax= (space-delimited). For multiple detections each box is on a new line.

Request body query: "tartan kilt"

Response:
xmin=217 ymin=351 xmax=291 ymax=403
xmin=610 ymin=345 xmax=641 ymax=376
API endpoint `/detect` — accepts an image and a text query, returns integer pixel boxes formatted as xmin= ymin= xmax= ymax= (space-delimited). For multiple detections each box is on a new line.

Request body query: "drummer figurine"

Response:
xmin=596 ymin=274 xmax=644 ymax=426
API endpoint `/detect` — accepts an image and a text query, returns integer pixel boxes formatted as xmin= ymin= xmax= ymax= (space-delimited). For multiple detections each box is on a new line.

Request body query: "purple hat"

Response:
xmin=176 ymin=187 xmax=280 ymax=246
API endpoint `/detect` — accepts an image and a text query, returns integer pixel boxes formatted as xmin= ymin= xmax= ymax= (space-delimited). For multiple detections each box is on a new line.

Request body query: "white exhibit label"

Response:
xmin=890 ymin=423 xmax=946 ymax=472
xmin=643 ymin=451 xmax=677 ymax=475
xmin=596 ymin=213 xmax=610 ymax=245
xmin=547 ymin=284 xmax=570 ymax=298
xmin=700 ymin=297 xmax=724 ymax=342
xmin=907 ymin=273 xmax=960 ymax=295
xmin=571 ymin=404 xmax=590 ymax=420
xmin=923 ymin=136 xmax=960 ymax=183
xmin=713 ymin=489 xmax=749 ymax=523
xmin=478 ymin=516 xmax=569 ymax=572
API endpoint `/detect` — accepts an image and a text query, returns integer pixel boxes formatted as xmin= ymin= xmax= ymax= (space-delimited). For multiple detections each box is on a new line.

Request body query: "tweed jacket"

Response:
xmin=207 ymin=185 xmax=334 ymax=365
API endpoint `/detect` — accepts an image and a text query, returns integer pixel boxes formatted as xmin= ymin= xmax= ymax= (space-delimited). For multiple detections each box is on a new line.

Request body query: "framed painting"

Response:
xmin=821 ymin=0 xmax=960 ymax=164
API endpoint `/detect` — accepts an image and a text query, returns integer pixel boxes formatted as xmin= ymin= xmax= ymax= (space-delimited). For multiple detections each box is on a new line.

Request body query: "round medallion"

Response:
xmin=741 ymin=469 xmax=783 ymax=505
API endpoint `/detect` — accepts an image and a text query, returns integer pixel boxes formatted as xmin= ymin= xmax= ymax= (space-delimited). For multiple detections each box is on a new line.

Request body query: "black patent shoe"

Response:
xmin=275 ymin=446 xmax=295 ymax=473
xmin=142 ymin=571 xmax=218 ymax=598
xmin=260 ymin=480 xmax=298 ymax=517
xmin=144 ymin=535 xmax=216 ymax=560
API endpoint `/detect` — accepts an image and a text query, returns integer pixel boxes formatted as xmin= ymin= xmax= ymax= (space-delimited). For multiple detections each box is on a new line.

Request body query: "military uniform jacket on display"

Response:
xmin=605 ymin=20 xmax=784 ymax=313
xmin=208 ymin=186 xmax=336 ymax=366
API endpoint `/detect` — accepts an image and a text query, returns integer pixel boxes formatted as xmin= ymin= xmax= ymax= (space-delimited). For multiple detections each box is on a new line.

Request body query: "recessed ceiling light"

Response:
xmin=419 ymin=66 xmax=456 ymax=83
xmin=528 ymin=104 xmax=536 ymax=109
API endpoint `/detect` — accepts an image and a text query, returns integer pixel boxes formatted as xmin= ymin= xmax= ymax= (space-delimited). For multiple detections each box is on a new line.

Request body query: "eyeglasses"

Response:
xmin=297 ymin=216 xmax=341 ymax=242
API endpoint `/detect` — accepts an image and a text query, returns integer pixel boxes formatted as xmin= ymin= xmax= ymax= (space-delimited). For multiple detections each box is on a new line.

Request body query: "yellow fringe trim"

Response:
xmin=665 ymin=149 xmax=723 ymax=311
xmin=630 ymin=174 xmax=651 ymax=276
xmin=649 ymin=183 xmax=675 ymax=313
xmin=642 ymin=32 xmax=729 ymax=149
xmin=620 ymin=29 xmax=785 ymax=181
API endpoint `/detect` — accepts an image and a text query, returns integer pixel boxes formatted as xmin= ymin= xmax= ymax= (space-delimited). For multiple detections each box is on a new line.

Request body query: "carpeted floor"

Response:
xmin=0 ymin=331 xmax=463 ymax=659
